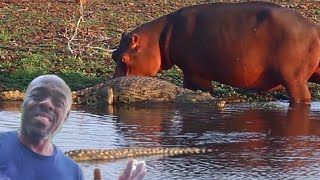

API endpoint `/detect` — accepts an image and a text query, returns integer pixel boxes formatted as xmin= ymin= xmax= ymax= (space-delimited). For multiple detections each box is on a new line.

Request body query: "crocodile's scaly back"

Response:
xmin=65 ymin=147 xmax=214 ymax=162
xmin=73 ymin=76 xmax=220 ymax=105
xmin=97 ymin=76 xmax=215 ymax=104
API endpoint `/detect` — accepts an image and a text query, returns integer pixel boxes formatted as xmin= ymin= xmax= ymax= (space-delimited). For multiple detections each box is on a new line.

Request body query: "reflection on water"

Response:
xmin=1 ymin=101 xmax=320 ymax=179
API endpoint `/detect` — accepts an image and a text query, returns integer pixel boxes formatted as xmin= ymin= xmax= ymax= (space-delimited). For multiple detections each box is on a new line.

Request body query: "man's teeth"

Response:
xmin=36 ymin=115 xmax=50 ymax=121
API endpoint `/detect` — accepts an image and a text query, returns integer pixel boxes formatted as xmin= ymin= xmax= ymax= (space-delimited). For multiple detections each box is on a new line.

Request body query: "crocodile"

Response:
xmin=0 ymin=76 xmax=226 ymax=107
xmin=0 ymin=90 xmax=24 ymax=101
xmin=65 ymin=147 xmax=214 ymax=162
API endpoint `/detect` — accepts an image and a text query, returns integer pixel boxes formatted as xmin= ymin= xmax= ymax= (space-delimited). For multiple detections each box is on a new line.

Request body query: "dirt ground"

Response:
xmin=0 ymin=0 xmax=319 ymax=65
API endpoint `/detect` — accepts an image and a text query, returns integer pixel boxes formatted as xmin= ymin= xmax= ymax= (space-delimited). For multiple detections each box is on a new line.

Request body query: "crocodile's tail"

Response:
xmin=0 ymin=83 xmax=104 ymax=103
xmin=0 ymin=90 xmax=24 ymax=101
xmin=65 ymin=147 xmax=214 ymax=162
xmin=72 ymin=83 xmax=104 ymax=105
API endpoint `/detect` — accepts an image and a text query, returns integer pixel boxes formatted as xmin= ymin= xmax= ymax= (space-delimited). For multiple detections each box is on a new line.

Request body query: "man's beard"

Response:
xmin=25 ymin=125 xmax=52 ymax=140
xmin=21 ymin=112 xmax=54 ymax=141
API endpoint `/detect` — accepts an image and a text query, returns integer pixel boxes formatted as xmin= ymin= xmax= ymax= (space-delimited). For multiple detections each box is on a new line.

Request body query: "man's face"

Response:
xmin=21 ymin=76 xmax=72 ymax=140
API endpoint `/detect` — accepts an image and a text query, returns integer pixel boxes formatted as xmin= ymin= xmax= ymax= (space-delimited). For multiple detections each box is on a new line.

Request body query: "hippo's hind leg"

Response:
xmin=183 ymin=75 xmax=213 ymax=93
xmin=283 ymin=80 xmax=311 ymax=106
xmin=308 ymin=69 xmax=320 ymax=84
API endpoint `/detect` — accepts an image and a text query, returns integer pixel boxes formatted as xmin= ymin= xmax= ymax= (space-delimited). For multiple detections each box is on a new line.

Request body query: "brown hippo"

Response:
xmin=112 ymin=2 xmax=320 ymax=105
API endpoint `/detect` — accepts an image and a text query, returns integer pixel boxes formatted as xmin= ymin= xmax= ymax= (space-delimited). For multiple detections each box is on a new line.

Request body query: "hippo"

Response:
xmin=112 ymin=1 xmax=320 ymax=106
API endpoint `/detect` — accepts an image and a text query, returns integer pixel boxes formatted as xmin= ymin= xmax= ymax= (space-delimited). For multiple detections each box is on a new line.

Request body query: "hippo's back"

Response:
xmin=167 ymin=1 xmax=320 ymax=90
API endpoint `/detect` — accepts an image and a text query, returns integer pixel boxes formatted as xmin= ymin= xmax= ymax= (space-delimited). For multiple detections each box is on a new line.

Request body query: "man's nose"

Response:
xmin=39 ymin=97 xmax=54 ymax=111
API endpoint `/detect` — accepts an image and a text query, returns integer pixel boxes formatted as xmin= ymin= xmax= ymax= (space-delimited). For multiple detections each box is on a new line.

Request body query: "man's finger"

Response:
xmin=130 ymin=161 xmax=146 ymax=179
xmin=133 ymin=169 xmax=147 ymax=180
xmin=118 ymin=159 xmax=135 ymax=180
xmin=94 ymin=168 xmax=102 ymax=180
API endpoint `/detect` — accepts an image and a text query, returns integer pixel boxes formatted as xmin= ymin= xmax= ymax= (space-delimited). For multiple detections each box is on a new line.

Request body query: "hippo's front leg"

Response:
xmin=183 ymin=73 xmax=214 ymax=93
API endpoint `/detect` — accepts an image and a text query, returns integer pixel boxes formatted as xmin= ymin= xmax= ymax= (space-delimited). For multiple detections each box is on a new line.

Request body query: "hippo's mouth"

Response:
xmin=113 ymin=62 xmax=129 ymax=78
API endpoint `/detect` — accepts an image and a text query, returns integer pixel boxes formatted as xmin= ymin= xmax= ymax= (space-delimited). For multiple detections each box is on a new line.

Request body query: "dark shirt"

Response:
xmin=0 ymin=131 xmax=83 ymax=180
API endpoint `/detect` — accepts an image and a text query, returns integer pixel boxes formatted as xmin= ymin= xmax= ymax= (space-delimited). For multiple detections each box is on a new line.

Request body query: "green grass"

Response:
xmin=0 ymin=51 xmax=112 ymax=91
xmin=0 ymin=31 xmax=12 ymax=42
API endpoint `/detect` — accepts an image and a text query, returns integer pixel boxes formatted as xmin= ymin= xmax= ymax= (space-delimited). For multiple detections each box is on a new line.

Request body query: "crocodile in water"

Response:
xmin=65 ymin=147 xmax=214 ymax=162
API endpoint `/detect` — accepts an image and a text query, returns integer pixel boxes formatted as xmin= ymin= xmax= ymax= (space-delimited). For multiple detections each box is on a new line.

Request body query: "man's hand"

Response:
xmin=93 ymin=159 xmax=147 ymax=180
xmin=118 ymin=159 xmax=147 ymax=180
xmin=94 ymin=168 xmax=102 ymax=180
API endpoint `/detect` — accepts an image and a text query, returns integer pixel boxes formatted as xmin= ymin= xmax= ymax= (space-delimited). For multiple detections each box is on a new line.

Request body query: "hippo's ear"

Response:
xmin=130 ymin=33 xmax=139 ymax=48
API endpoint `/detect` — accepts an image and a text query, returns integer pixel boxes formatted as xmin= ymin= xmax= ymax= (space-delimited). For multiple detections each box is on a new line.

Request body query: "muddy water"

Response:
xmin=0 ymin=101 xmax=320 ymax=180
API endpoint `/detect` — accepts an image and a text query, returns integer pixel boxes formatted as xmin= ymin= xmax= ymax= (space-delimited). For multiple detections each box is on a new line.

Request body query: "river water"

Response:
xmin=1 ymin=101 xmax=320 ymax=180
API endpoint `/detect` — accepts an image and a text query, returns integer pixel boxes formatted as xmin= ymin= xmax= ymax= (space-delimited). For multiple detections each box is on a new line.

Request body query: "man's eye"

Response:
xmin=30 ymin=93 xmax=42 ymax=101
xmin=55 ymin=99 xmax=65 ymax=106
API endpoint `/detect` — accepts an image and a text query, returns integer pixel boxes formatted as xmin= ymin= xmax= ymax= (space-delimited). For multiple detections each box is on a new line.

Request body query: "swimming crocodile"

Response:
xmin=65 ymin=147 xmax=214 ymax=162
xmin=0 ymin=76 xmax=226 ymax=107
